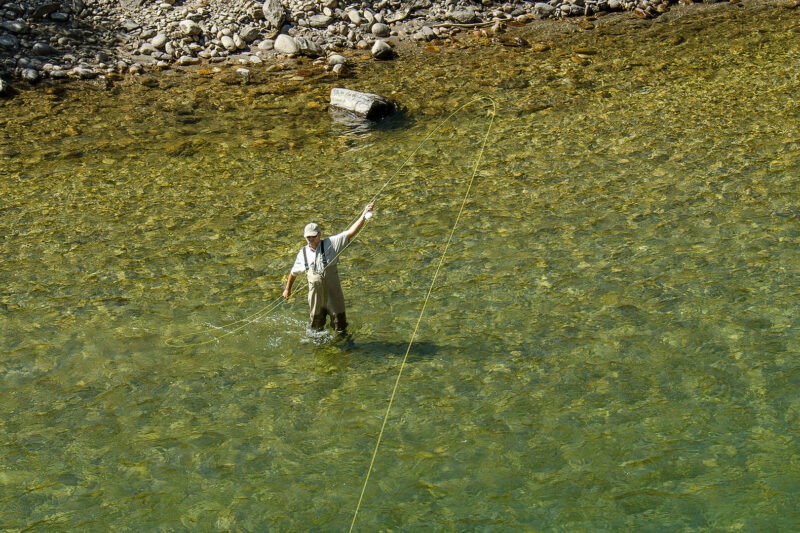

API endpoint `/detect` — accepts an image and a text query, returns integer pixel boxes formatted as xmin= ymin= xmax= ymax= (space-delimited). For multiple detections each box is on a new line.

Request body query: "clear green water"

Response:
xmin=2 ymin=2 xmax=799 ymax=530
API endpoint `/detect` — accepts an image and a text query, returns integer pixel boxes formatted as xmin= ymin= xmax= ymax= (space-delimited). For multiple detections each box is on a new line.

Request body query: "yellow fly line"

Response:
xmin=349 ymin=96 xmax=497 ymax=531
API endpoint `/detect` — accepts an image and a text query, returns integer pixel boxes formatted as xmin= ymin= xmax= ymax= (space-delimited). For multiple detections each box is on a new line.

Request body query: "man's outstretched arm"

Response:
xmin=345 ymin=202 xmax=375 ymax=240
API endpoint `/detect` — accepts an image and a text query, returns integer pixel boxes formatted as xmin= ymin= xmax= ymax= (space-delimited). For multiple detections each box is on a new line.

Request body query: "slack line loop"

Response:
xmin=164 ymin=293 xmax=290 ymax=348
xmin=349 ymin=96 xmax=497 ymax=531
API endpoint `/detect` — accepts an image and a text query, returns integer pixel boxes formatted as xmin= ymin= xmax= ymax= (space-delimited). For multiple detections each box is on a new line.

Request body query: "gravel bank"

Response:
xmin=0 ymin=0 xmax=790 ymax=94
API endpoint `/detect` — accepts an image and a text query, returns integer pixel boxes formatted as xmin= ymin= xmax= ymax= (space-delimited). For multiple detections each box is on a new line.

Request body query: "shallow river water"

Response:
xmin=2 ymin=1 xmax=799 ymax=530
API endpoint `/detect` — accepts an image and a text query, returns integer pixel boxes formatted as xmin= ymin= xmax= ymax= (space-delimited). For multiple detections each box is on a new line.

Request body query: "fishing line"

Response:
xmin=164 ymin=293 xmax=291 ymax=347
xmin=165 ymin=95 xmax=497 ymax=350
xmin=349 ymin=96 xmax=497 ymax=531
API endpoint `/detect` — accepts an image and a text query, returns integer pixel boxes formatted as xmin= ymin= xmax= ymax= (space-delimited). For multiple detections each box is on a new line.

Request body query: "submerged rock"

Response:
xmin=330 ymin=87 xmax=399 ymax=121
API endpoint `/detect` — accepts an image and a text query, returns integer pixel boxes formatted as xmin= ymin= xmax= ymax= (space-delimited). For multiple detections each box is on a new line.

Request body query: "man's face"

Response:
xmin=306 ymin=234 xmax=321 ymax=249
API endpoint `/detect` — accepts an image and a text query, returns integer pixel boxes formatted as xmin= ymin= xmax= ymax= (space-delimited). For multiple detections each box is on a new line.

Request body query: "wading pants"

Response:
xmin=307 ymin=268 xmax=347 ymax=332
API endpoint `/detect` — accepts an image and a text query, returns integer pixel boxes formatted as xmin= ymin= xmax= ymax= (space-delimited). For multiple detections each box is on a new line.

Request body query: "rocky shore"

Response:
xmin=0 ymin=0 xmax=769 ymax=94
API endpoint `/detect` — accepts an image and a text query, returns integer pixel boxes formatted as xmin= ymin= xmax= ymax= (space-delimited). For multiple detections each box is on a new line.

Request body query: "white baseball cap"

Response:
xmin=304 ymin=222 xmax=321 ymax=237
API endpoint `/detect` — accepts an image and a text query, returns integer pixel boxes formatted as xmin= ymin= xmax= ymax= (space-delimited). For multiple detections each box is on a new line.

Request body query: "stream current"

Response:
xmin=2 ymin=1 xmax=799 ymax=530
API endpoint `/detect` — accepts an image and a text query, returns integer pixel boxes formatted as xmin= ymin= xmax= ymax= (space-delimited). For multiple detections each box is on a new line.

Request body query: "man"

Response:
xmin=283 ymin=202 xmax=374 ymax=334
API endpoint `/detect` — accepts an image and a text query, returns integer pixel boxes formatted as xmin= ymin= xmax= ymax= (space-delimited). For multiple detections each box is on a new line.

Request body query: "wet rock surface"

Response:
xmin=0 ymin=0 xmax=745 ymax=89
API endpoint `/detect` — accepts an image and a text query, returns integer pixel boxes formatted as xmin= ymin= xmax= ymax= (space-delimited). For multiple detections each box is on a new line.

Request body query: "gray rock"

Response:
xmin=295 ymin=36 xmax=323 ymax=57
xmin=32 ymin=42 xmax=58 ymax=56
xmin=21 ymin=68 xmax=39 ymax=82
xmin=346 ymin=10 xmax=361 ymax=24
xmin=330 ymin=87 xmax=398 ymax=120
xmin=262 ymin=0 xmax=285 ymax=38
xmin=274 ymin=34 xmax=299 ymax=55
xmin=119 ymin=0 xmax=148 ymax=10
xmin=179 ymin=19 xmax=201 ymax=36
xmin=31 ymin=3 xmax=59 ymax=19
xmin=70 ymin=66 xmax=98 ymax=79
xmin=371 ymin=39 xmax=394 ymax=60
xmin=221 ymin=35 xmax=236 ymax=51
xmin=372 ymin=23 xmax=391 ymax=37
xmin=176 ymin=55 xmax=200 ymax=65
xmin=236 ymin=67 xmax=250 ymax=82
xmin=1 ymin=21 xmax=28 ymax=33
xmin=328 ymin=54 xmax=347 ymax=66
xmin=450 ymin=9 xmax=478 ymax=24
xmin=151 ymin=33 xmax=168 ymax=49
xmin=0 ymin=35 xmax=19 ymax=49
xmin=239 ymin=25 xmax=261 ymax=43
xmin=122 ymin=19 xmax=141 ymax=32
xmin=139 ymin=42 xmax=159 ymax=55
xmin=416 ymin=26 xmax=437 ymax=41
xmin=533 ymin=3 xmax=557 ymax=18
xmin=309 ymin=14 xmax=333 ymax=28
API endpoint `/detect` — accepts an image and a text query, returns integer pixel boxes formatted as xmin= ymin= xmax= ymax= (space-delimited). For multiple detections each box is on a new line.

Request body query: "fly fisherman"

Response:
xmin=283 ymin=202 xmax=375 ymax=334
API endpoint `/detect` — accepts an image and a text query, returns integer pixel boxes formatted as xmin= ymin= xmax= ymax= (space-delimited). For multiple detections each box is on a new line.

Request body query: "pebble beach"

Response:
xmin=3 ymin=0 xmax=791 ymax=94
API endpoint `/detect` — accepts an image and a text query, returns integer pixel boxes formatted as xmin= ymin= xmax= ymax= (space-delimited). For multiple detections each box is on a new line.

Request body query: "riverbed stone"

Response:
xmin=31 ymin=42 xmax=58 ymax=56
xmin=372 ymin=23 xmax=391 ymax=37
xmin=309 ymin=14 xmax=333 ymax=28
xmin=1 ymin=20 xmax=28 ymax=33
xmin=0 ymin=0 xmax=710 ymax=86
xmin=274 ymin=34 xmax=299 ymax=55
xmin=151 ymin=32 xmax=168 ymax=49
xmin=179 ymin=19 xmax=201 ymax=37
xmin=328 ymin=54 xmax=347 ymax=66
xmin=451 ymin=9 xmax=478 ymax=24
xmin=534 ymin=3 xmax=558 ymax=18
xmin=0 ymin=35 xmax=18 ymax=49
xmin=221 ymin=35 xmax=236 ymax=51
xmin=371 ymin=39 xmax=394 ymax=60
xmin=21 ymin=68 xmax=39 ymax=82
xmin=139 ymin=42 xmax=159 ymax=55
xmin=239 ymin=25 xmax=260 ymax=43
xmin=295 ymin=36 xmax=323 ymax=57
xmin=330 ymin=87 xmax=398 ymax=120
xmin=31 ymin=3 xmax=60 ymax=19
xmin=262 ymin=0 xmax=285 ymax=38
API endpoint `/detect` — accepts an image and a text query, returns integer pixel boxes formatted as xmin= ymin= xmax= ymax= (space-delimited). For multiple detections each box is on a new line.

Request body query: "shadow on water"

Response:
xmin=328 ymin=106 xmax=412 ymax=136
xmin=312 ymin=332 xmax=441 ymax=363
xmin=350 ymin=339 xmax=440 ymax=362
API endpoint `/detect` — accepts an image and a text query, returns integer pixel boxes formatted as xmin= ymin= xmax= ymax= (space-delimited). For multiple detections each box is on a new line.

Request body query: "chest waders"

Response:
xmin=304 ymin=240 xmax=348 ymax=333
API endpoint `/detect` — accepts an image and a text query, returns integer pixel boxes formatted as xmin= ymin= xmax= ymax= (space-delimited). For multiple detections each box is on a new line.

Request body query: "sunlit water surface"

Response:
xmin=2 ymin=2 xmax=799 ymax=530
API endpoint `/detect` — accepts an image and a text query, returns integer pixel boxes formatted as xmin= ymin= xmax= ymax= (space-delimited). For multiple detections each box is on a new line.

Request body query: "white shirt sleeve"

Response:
xmin=290 ymin=248 xmax=307 ymax=276
xmin=328 ymin=232 xmax=349 ymax=254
